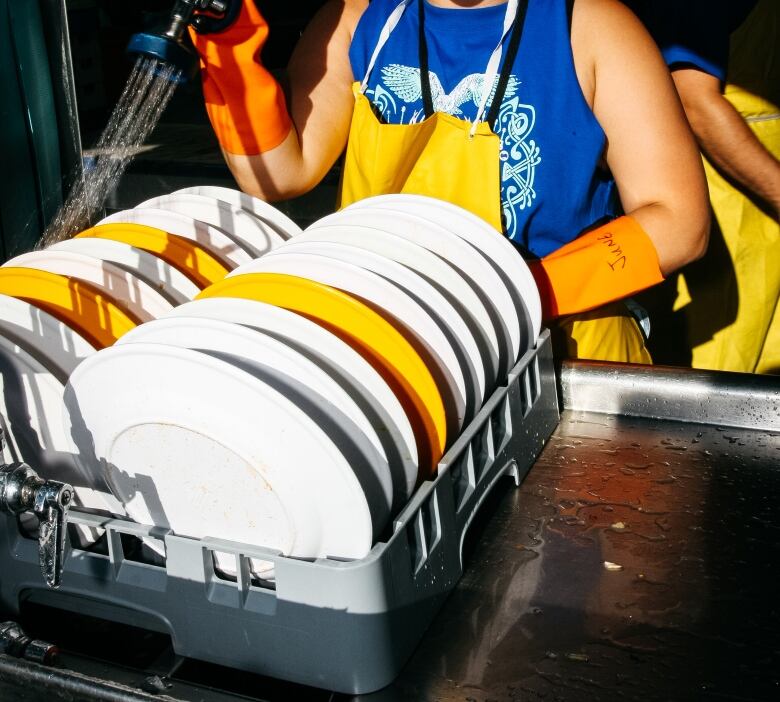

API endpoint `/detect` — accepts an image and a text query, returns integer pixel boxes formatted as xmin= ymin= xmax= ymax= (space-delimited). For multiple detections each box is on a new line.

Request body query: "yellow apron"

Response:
xmin=339 ymin=0 xmax=649 ymax=364
xmin=673 ymin=0 xmax=780 ymax=374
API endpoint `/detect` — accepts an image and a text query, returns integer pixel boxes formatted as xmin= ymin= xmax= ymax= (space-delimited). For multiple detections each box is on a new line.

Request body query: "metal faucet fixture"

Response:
xmin=0 ymin=621 xmax=59 ymax=666
xmin=0 ymin=431 xmax=74 ymax=588
xmin=163 ymin=0 xmax=230 ymax=42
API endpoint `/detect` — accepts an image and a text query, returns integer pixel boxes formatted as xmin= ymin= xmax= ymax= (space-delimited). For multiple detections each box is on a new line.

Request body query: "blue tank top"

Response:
xmin=349 ymin=0 xmax=618 ymax=257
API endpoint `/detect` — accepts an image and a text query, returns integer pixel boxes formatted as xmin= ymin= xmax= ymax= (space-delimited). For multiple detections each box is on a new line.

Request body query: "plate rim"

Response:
xmin=47 ymin=237 xmax=198 ymax=306
xmin=77 ymin=223 xmax=229 ymax=288
xmin=5 ymin=249 xmax=174 ymax=322
xmin=0 ymin=291 xmax=95 ymax=379
xmin=137 ymin=192 xmax=286 ymax=258
xmin=99 ymin=207 xmax=254 ymax=268
xmin=174 ymin=185 xmax=302 ymax=240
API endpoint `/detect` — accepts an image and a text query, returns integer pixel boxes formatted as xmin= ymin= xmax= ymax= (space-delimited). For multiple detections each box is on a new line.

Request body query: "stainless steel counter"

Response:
xmin=2 ymin=363 xmax=779 ymax=702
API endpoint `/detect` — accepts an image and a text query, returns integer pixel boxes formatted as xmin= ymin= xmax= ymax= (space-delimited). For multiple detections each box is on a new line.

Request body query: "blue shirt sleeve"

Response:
xmin=661 ymin=43 xmax=728 ymax=83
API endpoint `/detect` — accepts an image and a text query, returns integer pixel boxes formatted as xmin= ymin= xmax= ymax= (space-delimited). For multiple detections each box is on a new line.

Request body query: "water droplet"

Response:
xmin=565 ymin=652 xmax=590 ymax=662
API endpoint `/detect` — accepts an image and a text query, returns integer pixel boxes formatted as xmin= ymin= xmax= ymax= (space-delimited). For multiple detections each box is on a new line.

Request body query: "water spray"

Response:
xmin=40 ymin=0 xmax=240 ymax=246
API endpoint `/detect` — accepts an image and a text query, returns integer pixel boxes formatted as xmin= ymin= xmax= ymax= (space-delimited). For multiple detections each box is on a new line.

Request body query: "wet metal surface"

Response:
xmin=560 ymin=361 xmax=780 ymax=432
xmin=365 ymin=411 xmax=780 ymax=701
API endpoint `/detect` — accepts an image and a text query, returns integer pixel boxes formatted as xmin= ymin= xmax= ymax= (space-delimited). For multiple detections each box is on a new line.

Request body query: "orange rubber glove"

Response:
xmin=529 ymin=216 xmax=664 ymax=320
xmin=189 ymin=1 xmax=292 ymax=155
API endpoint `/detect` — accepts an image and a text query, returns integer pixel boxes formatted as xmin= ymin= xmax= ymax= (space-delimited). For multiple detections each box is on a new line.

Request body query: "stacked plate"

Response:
xmin=0 ymin=186 xmax=298 ymax=543
xmin=65 ymin=193 xmax=540 ymax=569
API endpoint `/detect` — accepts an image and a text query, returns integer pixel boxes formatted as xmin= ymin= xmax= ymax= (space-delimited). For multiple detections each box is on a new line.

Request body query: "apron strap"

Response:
xmin=484 ymin=0 xmax=529 ymax=128
xmin=360 ymin=0 xmax=414 ymax=93
xmin=418 ymin=0 xmax=434 ymax=118
xmin=470 ymin=0 xmax=520 ymax=136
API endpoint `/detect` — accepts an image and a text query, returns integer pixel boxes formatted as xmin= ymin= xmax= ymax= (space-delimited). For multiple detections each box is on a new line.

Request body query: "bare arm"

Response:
xmin=224 ymin=0 xmax=367 ymax=201
xmin=672 ymin=67 xmax=780 ymax=217
xmin=573 ymin=0 xmax=710 ymax=275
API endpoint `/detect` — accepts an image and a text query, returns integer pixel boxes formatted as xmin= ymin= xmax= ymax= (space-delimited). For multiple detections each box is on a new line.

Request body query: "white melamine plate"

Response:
xmin=174 ymin=186 xmax=302 ymax=240
xmin=137 ymin=193 xmax=285 ymax=258
xmin=350 ymin=194 xmax=541 ymax=345
xmin=271 ymin=240 xmax=486 ymax=419
xmin=47 ymin=238 xmax=199 ymax=305
xmin=4 ymin=250 xmax=174 ymax=322
xmin=0 ymin=335 xmax=123 ymax=534
xmin=164 ymin=297 xmax=418 ymax=501
xmin=231 ymin=252 xmax=468 ymax=437
xmin=65 ymin=343 xmax=374 ymax=565
xmin=98 ymin=207 xmax=253 ymax=269
xmin=309 ymin=208 xmax=520 ymax=376
xmin=117 ymin=316 xmax=394 ymax=531
xmin=293 ymin=224 xmax=501 ymax=391
xmin=0 ymin=293 xmax=95 ymax=378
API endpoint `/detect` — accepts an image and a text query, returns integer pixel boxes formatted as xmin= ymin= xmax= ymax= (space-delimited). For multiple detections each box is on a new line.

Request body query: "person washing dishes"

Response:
xmin=189 ymin=0 xmax=709 ymax=363
xmin=628 ymin=0 xmax=780 ymax=374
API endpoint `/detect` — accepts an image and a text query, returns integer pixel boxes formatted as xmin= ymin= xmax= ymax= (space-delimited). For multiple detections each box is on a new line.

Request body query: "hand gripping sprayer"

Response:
xmin=126 ymin=0 xmax=236 ymax=82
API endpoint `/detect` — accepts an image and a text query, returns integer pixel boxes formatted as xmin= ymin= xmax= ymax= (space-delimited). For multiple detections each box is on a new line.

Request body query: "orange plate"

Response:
xmin=0 ymin=268 xmax=139 ymax=348
xmin=197 ymin=272 xmax=447 ymax=475
xmin=76 ymin=223 xmax=229 ymax=289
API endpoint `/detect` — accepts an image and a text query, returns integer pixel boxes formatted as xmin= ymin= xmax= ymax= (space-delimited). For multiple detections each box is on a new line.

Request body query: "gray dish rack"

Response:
xmin=0 ymin=329 xmax=559 ymax=695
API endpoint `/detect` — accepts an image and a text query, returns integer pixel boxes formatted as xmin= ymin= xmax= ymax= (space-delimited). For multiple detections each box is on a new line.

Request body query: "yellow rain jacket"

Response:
xmin=674 ymin=0 xmax=779 ymax=373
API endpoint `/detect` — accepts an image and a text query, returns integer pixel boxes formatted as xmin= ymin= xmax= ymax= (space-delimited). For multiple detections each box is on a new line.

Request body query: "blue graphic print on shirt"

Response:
xmin=365 ymin=64 xmax=542 ymax=239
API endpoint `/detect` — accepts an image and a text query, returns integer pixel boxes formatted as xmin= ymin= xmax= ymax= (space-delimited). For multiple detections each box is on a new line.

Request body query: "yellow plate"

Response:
xmin=76 ymin=223 xmax=229 ymax=289
xmin=197 ymin=272 xmax=447 ymax=474
xmin=0 ymin=267 xmax=139 ymax=348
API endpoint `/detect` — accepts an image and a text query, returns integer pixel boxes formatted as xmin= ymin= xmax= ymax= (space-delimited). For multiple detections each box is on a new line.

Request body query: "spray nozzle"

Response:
xmin=126 ymin=0 xmax=231 ymax=82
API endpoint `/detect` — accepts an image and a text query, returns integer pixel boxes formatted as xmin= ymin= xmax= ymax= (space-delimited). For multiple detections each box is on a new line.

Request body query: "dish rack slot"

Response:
xmin=0 ymin=330 xmax=559 ymax=696
xmin=449 ymin=446 xmax=476 ymax=514
xmin=66 ymin=512 xmax=169 ymax=571
xmin=490 ymin=393 xmax=513 ymax=453
xmin=518 ymin=355 xmax=542 ymax=416
xmin=405 ymin=489 xmax=442 ymax=575
xmin=206 ymin=550 xmax=276 ymax=591
xmin=204 ymin=555 xmax=278 ymax=610
xmin=472 ymin=421 xmax=495 ymax=481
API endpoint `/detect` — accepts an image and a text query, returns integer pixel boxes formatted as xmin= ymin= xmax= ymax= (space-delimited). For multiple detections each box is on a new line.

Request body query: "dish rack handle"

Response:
xmin=0 ymin=429 xmax=73 ymax=589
